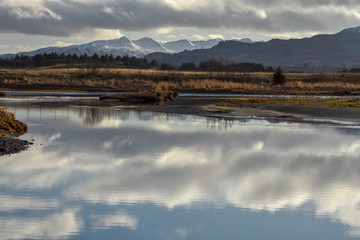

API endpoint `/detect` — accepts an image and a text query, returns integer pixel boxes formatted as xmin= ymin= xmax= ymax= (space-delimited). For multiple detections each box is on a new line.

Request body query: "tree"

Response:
xmin=179 ymin=62 xmax=196 ymax=71
xmin=273 ymin=67 xmax=286 ymax=85
xmin=159 ymin=63 xmax=176 ymax=70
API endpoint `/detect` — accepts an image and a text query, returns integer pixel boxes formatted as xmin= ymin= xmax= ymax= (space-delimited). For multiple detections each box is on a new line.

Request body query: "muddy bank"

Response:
xmin=100 ymin=90 xmax=178 ymax=105
xmin=0 ymin=107 xmax=30 ymax=156
xmin=141 ymin=97 xmax=360 ymax=123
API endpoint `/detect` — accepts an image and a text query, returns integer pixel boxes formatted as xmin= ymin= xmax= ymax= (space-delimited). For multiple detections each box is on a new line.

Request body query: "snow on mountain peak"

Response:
xmin=163 ymin=39 xmax=222 ymax=52
xmin=340 ymin=26 xmax=360 ymax=34
xmin=1 ymin=36 xmax=223 ymax=59
xmin=133 ymin=38 xmax=172 ymax=53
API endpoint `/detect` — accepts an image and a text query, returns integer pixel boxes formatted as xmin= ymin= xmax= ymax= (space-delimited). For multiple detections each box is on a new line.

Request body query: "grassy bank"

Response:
xmin=1 ymin=68 xmax=360 ymax=95
xmin=216 ymin=97 xmax=360 ymax=108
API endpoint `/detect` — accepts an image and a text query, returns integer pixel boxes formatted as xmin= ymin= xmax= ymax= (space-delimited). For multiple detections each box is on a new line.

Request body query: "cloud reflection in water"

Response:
xmin=1 ymin=105 xmax=360 ymax=239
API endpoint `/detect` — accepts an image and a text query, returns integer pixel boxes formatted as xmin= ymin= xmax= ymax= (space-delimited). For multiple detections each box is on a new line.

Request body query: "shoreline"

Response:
xmin=1 ymin=90 xmax=359 ymax=127
xmin=0 ymin=107 xmax=31 ymax=156
xmin=140 ymin=96 xmax=360 ymax=125
xmin=0 ymin=92 xmax=359 ymax=156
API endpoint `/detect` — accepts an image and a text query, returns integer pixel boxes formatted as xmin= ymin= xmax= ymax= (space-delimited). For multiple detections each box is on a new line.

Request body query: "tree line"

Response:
xmin=0 ymin=53 xmax=156 ymax=69
xmin=181 ymin=60 xmax=273 ymax=72
xmin=0 ymin=52 xmax=274 ymax=72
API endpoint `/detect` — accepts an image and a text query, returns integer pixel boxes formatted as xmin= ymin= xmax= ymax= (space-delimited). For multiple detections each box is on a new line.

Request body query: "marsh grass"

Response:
xmin=1 ymin=68 xmax=360 ymax=95
xmin=217 ymin=97 xmax=360 ymax=108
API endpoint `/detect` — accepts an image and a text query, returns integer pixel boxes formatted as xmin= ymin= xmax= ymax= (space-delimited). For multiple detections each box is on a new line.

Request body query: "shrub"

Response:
xmin=273 ymin=67 xmax=286 ymax=85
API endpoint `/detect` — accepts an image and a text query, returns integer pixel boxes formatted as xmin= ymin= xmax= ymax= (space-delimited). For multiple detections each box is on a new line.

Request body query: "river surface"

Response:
xmin=1 ymin=97 xmax=360 ymax=240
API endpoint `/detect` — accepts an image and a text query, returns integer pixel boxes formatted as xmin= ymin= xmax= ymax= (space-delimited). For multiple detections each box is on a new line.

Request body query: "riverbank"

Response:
xmin=1 ymin=89 xmax=360 ymax=146
xmin=0 ymin=107 xmax=31 ymax=156
xmin=141 ymin=96 xmax=360 ymax=123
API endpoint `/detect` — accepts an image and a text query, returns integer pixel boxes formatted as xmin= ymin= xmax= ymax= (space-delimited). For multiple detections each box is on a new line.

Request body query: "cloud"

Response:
xmin=0 ymin=209 xmax=83 ymax=240
xmin=92 ymin=211 xmax=139 ymax=230
xmin=192 ymin=34 xmax=205 ymax=40
xmin=0 ymin=0 xmax=360 ymax=37
xmin=0 ymin=195 xmax=58 ymax=212
xmin=3 ymin=107 xmax=360 ymax=237
xmin=208 ymin=34 xmax=224 ymax=39
xmin=0 ymin=0 xmax=62 ymax=20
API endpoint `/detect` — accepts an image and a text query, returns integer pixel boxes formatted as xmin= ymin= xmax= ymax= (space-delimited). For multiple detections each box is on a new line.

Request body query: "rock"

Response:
xmin=0 ymin=136 xmax=31 ymax=156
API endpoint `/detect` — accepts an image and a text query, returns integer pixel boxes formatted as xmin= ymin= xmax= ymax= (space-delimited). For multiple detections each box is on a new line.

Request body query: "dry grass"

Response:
xmin=217 ymin=97 xmax=360 ymax=108
xmin=1 ymin=68 xmax=360 ymax=95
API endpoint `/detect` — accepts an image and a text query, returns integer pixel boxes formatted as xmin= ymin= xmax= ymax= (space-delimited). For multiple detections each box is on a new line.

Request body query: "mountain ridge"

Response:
xmin=145 ymin=26 xmax=360 ymax=69
xmin=0 ymin=37 xmax=226 ymax=59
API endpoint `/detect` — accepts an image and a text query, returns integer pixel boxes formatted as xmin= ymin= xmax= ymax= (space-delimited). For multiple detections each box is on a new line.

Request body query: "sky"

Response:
xmin=1 ymin=0 xmax=360 ymax=54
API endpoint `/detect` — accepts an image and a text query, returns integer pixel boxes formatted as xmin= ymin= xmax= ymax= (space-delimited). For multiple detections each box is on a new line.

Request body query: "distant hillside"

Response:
xmin=145 ymin=26 xmax=360 ymax=68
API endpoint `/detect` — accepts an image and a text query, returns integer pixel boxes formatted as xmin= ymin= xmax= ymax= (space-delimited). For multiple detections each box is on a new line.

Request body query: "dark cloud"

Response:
xmin=0 ymin=0 xmax=360 ymax=36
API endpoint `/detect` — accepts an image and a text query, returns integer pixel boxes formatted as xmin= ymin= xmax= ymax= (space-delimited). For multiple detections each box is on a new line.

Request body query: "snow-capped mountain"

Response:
xmin=133 ymin=37 xmax=172 ymax=54
xmin=146 ymin=26 xmax=360 ymax=67
xmin=3 ymin=37 xmax=163 ymax=59
xmin=0 ymin=37 xmax=223 ymax=59
xmin=163 ymin=39 xmax=223 ymax=52
xmin=340 ymin=26 xmax=360 ymax=33
xmin=233 ymin=38 xmax=255 ymax=43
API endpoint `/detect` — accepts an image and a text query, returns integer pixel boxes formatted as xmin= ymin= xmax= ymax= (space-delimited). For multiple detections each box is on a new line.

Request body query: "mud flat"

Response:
xmin=141 ymin=96 xmax=360 ymax=123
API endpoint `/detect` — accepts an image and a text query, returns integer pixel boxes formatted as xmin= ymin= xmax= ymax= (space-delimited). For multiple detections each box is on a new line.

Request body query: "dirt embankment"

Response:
xmin=100 ymin=90 xmax=179 ymax=105
xmin=0 ymin=107 xmax=31 ymax=156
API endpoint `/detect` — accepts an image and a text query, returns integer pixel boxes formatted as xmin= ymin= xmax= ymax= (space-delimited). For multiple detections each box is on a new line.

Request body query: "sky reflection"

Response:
xmin=0 ymin=102 xmax=360 ymax=239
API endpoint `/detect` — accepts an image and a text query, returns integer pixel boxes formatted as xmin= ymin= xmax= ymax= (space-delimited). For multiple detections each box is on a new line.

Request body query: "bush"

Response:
xmin=273 ymin=67 xmax=286 ymax=85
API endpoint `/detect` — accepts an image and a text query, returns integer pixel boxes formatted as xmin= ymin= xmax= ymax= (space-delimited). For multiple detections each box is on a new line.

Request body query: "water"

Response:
xmin=1 ymin=97 xmax=360 ymax=240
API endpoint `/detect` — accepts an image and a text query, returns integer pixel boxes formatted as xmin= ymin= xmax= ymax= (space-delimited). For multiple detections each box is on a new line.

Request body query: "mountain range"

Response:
xmin=146 ymin=27 xmax=360 ymax=68
xmin=0 ymin=37 xmax=226 ymax=59
xmin=2 ymin=26 xmax=360 ymax=69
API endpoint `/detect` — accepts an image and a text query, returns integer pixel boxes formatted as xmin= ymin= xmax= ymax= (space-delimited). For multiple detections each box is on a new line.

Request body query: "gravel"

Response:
xmin=0 ymin=136 xmax=33 ymax=156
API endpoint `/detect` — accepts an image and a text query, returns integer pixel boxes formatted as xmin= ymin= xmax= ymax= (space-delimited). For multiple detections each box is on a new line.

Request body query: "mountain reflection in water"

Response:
xmin=0 ymin=101 xmax=360 ymax=240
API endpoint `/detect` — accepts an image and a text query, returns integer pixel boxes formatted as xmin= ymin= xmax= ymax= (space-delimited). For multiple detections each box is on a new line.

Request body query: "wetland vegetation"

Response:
xmin=1 ymin=68 xmax=360 ymax=96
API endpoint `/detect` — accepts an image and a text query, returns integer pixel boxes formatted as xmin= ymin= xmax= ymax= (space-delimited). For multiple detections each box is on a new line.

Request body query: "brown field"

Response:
xmin=1 ymin=68 xmax=360 ymax=95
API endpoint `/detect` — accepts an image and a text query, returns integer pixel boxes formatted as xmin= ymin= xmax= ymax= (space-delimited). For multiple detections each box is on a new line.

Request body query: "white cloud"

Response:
xmin=174 ymin=227 xmax=188 ymax=238
xmin=0 ymin=195 xmax=58 ymax=212
xmin=191 ymin=34 xmax=205 ymax=40
xmin=0 ymin=209 xmax=83 ymax=240
xmin=53 ymin=41 xmax=73 ymax=47
xmin=3 ymin=108 xmax=360 ymax=237
xmin=72 ymin=28 xmax=124 ymax=41
xmin=1 ymin=0 xmax=360 ymax=38
xmin=92 ymin=211 xmax=139 ymax=230
xmin=153 ymin=27 xmax=174 ymax=35
xmin=0 ymin=0 xmax=61 ymax=20
xmin=208 ymin=34 xmax=224 ymax=39
xmin=165 ymin=34 xmax=177 ymax=39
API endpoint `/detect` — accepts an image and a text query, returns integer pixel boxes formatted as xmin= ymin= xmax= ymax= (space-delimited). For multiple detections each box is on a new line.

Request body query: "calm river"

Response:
xmin=1 ymin=97 xmax=360 ymax=240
